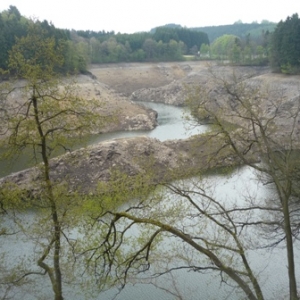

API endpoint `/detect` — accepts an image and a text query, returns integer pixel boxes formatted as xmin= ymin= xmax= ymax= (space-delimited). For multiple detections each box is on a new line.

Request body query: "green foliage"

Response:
xmin=1 ymin=5 xmax=274 ymax=67
xmin=209 ymin=33 xmax=269 ymax=66
xmin=270 ymin=13 xmax=300 ymax=74
xmin=0 ymin=182 xmax=30 ymax=212
xmin=153 ymin=26 xmax=209 ymax=55
xmin=0 ymin=20 xmax=113 ymax=299
xmin=69 ymin=26 xmax=208 ymax=63
xmin=0 ymin=6 xmax=28 ymax=70
xmin=193 ymin=21 xmax=276 ymax=43
xmin=211 ymin=34 xmax=239 ymax=60
xmin=0 ymin=6 xmax=85 ymax=75
xmin=2 ymin=23 xmax=107 ymax=160
xmin=8 ymin=23 xmax=64 ymax=80
xmin=200 ymin=43 xmax=210 ymax=57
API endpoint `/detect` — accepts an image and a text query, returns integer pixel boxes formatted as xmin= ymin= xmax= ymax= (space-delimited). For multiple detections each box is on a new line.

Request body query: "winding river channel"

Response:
xmin=89 ymin=101 xmax=208 ymax=143
xmin=0 ymin=102 xmax=206 ymax=178
xmin=1 ymin=102 xmax=300 ymax=299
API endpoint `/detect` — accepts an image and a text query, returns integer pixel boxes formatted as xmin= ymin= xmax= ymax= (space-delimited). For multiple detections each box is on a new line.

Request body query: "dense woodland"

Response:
xmin=192 ymin=21 xmax=276 ymax=43
xmin=1 ymin=6 xmax=300 ymax=74
xmin=0 ymin=6 xmax=208 ymax=73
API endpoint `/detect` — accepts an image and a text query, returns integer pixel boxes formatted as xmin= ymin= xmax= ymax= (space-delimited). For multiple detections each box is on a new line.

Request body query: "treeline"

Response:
xmin=269 ymin=13 xmax=300 ymax=74
xmin=201 ymin=30 xmax=271 ymax=66
xmin=191 ymin=21 xmax=276 ymax=66
xmin=1 ymin=6 xmax=300 ymax=75
xmin=0 ymin=6 xmax=87 ymax=74
xmin=193 ymin=21 xmax=277 ymax=43
xmin=0 ymin=6 xmax=209 ymax=73
xmin=72 ymin=26 xmax=209 ymax=63
xmin=199 ymin=13 xmax=300 ymax=72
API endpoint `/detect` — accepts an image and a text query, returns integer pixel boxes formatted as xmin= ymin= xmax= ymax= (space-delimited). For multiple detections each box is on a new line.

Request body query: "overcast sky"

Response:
xmin=0 ymin=0 xmax=299 ymax=33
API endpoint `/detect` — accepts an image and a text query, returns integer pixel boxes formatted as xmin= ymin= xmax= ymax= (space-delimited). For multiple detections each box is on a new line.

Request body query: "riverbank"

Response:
xmin=2 ymin=62 xmax=300 ymax=193
xmin=0 ymin=134 xmax=244 ymax=195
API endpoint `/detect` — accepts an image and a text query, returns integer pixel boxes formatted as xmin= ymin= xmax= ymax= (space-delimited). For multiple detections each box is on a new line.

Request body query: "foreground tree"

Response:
xmin=0 ymin=22 xmax=109 ymax=299
xmin=185 ymin=69 xmax=300 ymax=299
xmin=83 ymin=67 xmax=300 ymax=300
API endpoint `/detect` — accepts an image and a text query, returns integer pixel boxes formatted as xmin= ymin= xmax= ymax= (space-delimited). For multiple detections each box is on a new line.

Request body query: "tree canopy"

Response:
xmin=0 ymin=21 xmax=110 ymax=299
xmin=193 ymin=21 xmax=276 ymax=43
xmin=270 ymin=13 xmax=300 ymax=74
xmin=0 ymin=6 xmax=210 ymax=68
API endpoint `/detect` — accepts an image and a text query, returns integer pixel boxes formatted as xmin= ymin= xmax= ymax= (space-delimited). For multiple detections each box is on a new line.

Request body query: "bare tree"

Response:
xmin=83 ymin=68 xmax=300 ymax=300
xmin=185 ymin=68 xmax=300 ymax=299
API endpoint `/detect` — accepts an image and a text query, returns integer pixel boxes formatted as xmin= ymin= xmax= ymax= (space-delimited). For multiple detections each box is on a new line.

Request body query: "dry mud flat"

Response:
xmin=89 ymin=62 xmax=194 ymax=96
xmin=90 ymin=61 xmax=300 ymax=106
xmin=67 ymin=73 xmax=158 ymax=132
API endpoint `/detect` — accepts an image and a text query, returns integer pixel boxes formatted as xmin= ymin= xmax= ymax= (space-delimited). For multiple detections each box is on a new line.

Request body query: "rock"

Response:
xmin=131 ymin=81 xmax=185 ymax=106
xmin=73 ymin=74 xmax=159 ymax=132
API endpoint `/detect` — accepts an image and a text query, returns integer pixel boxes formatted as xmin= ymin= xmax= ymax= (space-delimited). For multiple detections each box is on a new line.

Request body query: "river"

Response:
xmin=0 ymin=102 xmax=299 ymax=299
xmin=0 ymin=102 xmax=207 ymax=178
xmin=88 ymin=101 xmax=207 ymax=143
xmin=97 ymin=165 xmax=300 ymax=300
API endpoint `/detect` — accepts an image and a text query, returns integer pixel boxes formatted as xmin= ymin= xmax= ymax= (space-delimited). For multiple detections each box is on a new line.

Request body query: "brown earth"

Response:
xmin=94 ymin=62 xmax=300 ymax=140
xmin=0 ymin=135 xmax=240 ymax=194
xmin=2 ymin=62 xmax=300 ymax=193
xmin=89 ymin=62 xmax=193 ymax=96
xmin=91 ymin=61 xmax=299 ymax=107
xmin=69 ymin=73 xmax=158 ymax=132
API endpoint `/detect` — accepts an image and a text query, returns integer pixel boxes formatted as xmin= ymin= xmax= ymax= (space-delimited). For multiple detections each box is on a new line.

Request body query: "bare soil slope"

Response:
xmin=89 ymin=62 xmax=193 ymax=96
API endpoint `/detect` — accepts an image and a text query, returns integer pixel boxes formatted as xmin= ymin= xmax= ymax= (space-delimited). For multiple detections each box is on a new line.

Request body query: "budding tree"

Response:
xmin=0 ymin=22 xmax=110 ymax=300
xmin=83 ymin=67 xmax=300 ymax=300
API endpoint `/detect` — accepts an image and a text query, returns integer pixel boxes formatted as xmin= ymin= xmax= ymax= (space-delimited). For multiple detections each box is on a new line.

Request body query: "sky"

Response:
xmin=0 ymin=0 xmax=299 ymax=33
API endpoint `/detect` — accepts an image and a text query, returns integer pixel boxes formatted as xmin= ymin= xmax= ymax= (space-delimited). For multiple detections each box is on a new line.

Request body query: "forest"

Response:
xmin=193 ymin=20 xmax=276 ymax=43
xmin=0 ymin=6 xmax=208 ymax=72
xmin=1 ymin=6 xmax=300 ymax=74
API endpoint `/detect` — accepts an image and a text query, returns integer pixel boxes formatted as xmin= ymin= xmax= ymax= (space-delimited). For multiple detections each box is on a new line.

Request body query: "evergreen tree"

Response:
xmin=270 ymin=13 xmax=300 ymax=74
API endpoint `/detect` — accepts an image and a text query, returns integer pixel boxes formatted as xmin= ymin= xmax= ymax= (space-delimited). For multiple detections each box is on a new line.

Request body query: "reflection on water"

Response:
xmin=3 ymin=101 xmax=298 ymax=299
xmin=97 ymin=166 xmax=300 ymax=300
xmin=1 ymin=164 xmax=299 ymax=299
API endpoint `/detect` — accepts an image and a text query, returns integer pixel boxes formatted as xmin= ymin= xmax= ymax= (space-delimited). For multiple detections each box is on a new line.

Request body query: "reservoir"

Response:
xmin=0 ymin=102 xmax=299 ymax=299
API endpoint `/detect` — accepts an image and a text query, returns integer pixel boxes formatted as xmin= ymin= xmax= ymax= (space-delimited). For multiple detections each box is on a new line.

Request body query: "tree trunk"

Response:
xmin=32 ymin=93 xmax=64 ymax=300
xmin=283 ymin=198 xmax=298 ymax=300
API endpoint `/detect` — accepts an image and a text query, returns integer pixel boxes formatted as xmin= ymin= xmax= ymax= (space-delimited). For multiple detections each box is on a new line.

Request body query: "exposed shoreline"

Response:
xmin=1 ymin=62 xmax=300 ymax=194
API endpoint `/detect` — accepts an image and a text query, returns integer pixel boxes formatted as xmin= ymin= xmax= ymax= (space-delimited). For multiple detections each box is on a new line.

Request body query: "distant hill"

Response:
xmin=191 ymin=22 xmax=277 ymax=42
xmin=150 ymin=23 xmax=182 ymax=34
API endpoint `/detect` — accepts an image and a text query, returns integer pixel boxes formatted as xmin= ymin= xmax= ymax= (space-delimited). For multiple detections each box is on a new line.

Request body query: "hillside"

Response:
xmin=192 ymin=22 xmax=276 ymax=42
